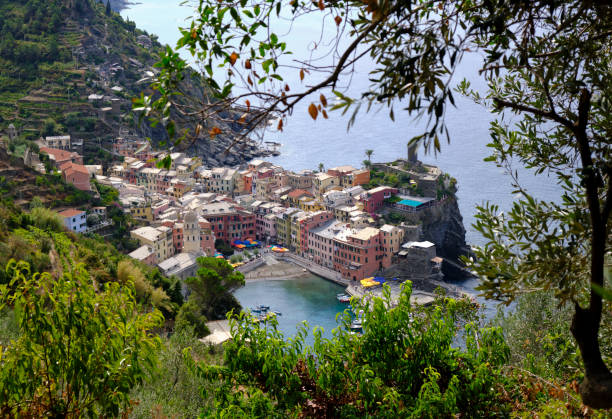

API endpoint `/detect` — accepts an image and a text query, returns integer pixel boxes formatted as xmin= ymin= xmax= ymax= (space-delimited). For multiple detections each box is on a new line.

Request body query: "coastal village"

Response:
xmin=14 ymin=130 xmax=461 ymax=301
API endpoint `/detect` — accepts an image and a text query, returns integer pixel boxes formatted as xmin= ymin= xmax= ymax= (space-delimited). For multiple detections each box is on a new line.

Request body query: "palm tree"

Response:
xmin=318 ymin=162 xmax=324 ymax=172
xmin=365 ymin=149 xmax=374 ymax=165
xmin=363 ymin=159 xmax=371 ymax=169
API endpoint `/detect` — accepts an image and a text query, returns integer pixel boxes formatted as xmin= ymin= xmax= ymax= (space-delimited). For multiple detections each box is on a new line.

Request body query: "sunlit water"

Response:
xmin=233 ymin=275 xmax=348 ymax=340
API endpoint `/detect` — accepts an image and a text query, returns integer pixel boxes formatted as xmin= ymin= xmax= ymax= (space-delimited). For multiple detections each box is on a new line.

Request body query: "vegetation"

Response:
xmin=0 ymin=260 xmax=163 ymax=417
xmin=182 ymin=257 xmax=244 ymax=322
xmin=0 ymin=0 xmax=169 ymax=166
xmin=128 ymin=327 xmax=222 ymax=418
xmin=214 ymin=238 xmax=234 ymax=257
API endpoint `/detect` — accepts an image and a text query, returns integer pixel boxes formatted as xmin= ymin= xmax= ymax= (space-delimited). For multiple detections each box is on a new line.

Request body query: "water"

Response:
xmin=233 ymin=275 xmax=348 ymax=340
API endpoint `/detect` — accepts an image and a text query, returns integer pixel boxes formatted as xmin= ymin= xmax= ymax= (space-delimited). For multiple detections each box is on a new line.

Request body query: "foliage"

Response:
xmin=29 ymin=206 xmax=64 ymax=232
xmin=0 ymin=260 xmax=163 ymax=417
xmin=175 ymin=299 xmax=210 ymax=338
xmin=185 ymin=257 xmax=245 ymax=321
xmin=191 ymin=284 xmax=511 ymax=417
xmin=129 ymin=327 xmax=222 ymax=418
xmin=214 ymin=238 xmax=234 ymax=257
xmin=117 ymin=260 xmax=173 ymax=317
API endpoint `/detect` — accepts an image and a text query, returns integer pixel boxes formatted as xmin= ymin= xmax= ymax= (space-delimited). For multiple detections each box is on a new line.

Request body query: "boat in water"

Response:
xmin=337 ymin=293 xmax=351 ymax=303
xmin=252 ymin=304 xmax=271 ymax=313
xmin=251 ymin=304 xmax=281 ymax=320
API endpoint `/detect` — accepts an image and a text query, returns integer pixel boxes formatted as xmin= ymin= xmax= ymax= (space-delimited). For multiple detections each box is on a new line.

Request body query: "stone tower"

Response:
xmin=183 ymin=210 xmax=202 ymax=255
xmin=407 ymin=142 xmax=418 ymax=164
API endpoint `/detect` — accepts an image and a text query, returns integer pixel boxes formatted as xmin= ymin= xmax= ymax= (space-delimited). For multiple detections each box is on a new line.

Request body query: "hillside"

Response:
xmin=0 ymin=0 xmax=265 ymax=167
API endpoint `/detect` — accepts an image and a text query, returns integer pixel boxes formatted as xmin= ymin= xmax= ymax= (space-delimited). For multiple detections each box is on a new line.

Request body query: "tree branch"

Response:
xmin=493 ymin=98 xmax=574 ymax=130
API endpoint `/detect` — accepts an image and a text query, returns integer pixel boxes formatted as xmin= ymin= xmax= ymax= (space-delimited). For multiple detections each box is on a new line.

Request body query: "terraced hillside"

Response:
xmin=0 ymin=0 xmax=164 ymax=155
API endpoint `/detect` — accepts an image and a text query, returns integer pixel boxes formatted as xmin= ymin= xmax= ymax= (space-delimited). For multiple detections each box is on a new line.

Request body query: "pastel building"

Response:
xmin=312 ymin=172 xmax=339 ymax=196
xmin=58 ymin=209 xmax=87 ymax=233
xmin=357 ymin=186 xmax=398 ymax=214
xmin=130 ymin=225 xmax=174 ymax=264
xmin=308 ymin=220 xmax=344 ymax=269
xmin=380 ymin=224 xmax=405 ymax=267
xmin=128 ymin=245 xmax=157 ymax=266
xmin=60 ymin=162 xmax=91 ymax=191
xmin=199 ymin=202 xmax=256 ymax=243
xmin=296 ymin=210 xmax=333 ymax=256
xmin=333 ymin=226 xmax=383 ymax=281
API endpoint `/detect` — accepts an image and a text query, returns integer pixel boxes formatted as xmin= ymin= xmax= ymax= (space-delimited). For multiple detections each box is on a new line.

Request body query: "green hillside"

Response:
xmin=0 ymin=0 xmax=162 ymax=146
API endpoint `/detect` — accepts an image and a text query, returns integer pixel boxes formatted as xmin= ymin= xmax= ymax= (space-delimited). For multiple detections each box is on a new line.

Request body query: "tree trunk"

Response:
xmin=571 ymin=304 xmax=612 ymax=408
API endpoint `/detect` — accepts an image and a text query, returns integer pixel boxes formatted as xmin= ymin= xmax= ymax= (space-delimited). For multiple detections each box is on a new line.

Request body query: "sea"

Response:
xmin=121 ymin=1 xmax=563 ymax=336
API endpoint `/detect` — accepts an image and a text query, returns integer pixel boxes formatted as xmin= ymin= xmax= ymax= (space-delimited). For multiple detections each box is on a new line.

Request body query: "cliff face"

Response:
xmin=419 ymin=198 xmax=469 ymax=261
xmin=395 ymin=197 xmax=472 ymax=280
xmin=0 ymin=0 xmax=265 ymax=167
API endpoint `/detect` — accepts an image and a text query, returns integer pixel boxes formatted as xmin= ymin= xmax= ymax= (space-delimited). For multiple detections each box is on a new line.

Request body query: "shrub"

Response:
xmin=0 ymin=260 xmax=162 ymax=417
xmin=191 ymin=284 xmax=511 ymax=417
xmin=29 ymin=207 xmax=63 ymax=232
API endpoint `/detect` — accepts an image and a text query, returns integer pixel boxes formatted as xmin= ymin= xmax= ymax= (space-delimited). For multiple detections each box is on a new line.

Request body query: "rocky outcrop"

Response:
xmin=419 ymin=198 xmax=469 ymax=261
xmin=388 ymin=197 xmax=473 ymax=280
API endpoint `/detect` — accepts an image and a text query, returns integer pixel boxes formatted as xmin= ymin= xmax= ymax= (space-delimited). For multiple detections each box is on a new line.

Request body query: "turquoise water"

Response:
xmin=398 ymin=199 xmax=423 ymax=207
xmin=234 ymin=276 xmax=349 ymax=340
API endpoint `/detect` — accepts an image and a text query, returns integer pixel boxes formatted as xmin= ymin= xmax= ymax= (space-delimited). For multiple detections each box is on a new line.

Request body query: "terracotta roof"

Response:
xmin=287 ymin=189 xmax=313 ymax=199
xmin=63 ymin=163 xmax=90 ymax=175
xmin=58 ymin=208 xmax=85 ymax=218
xmin=40 ymin=147 xmax=80 ymax=162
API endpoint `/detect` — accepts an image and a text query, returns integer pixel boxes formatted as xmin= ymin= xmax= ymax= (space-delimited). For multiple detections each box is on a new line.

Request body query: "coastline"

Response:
xmin=239 ymin=253 xmax=471 ymax=307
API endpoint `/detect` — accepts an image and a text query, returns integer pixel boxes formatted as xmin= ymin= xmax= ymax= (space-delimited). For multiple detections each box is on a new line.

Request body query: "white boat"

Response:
xmin=337 ymin=294 xmax=351 ymax=303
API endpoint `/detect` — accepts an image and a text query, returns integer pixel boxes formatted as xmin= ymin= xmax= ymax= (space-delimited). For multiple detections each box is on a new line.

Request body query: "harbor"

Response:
xmin=233 ymin=252 xmax=467 ymax=340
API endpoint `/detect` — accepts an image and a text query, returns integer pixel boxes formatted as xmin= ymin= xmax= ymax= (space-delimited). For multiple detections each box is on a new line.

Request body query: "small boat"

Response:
xmin=255 ymin=304 xmax=270 ymax=311
xmin=349 ymin=318 xmax=363 ymax=330
xmin=272 ymin=311 xmax=282 ymax=316
xmin=259 ymin=311 xmax=277 ymax=321
xmin=337 ymin=294 xmax=351 ymax=303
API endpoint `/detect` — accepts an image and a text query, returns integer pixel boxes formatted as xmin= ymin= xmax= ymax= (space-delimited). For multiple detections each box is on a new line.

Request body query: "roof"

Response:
xmin=329 ymin=165 xmax=356 ymax=173
xmin=314 ymin=172 xmax=334 ymax=181
xmin=402 ymin=241 xmax=435 ymax=249
xmin=349 ymin=227 xmax=380 ymax=241
xmin=128 ymin=245 xmax=155 ymax=261
xmin=131 ymin=226 xmax=165 ymax=241
xmin=366 ymin=186 xmax=395 ymax=195
xmin=287 ymin=189 xmax=312 ymax=199
xmin=158 ymin=252 xmax=199 ymax=274
xmin=40 ymin=147 xmax=79 ymax=162
xmin=58 ymin=209 xmax=85 ymax=218
xmin=62 ymin=163 xmax=90 ymax=175
xmin=45 ymin=135 xmax=70 ymax=141
xmin=380 ymin=224 xmax=400 ymax=233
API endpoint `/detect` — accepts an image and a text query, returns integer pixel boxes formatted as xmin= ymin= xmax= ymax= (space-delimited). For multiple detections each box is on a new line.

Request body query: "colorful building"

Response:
xmin=357 ymin=186 xmax=398 ymax=213
xmin=60 ymin=162 xmax=91 ymax=191
xmin=58 ymin=208 xmax=87 ymax=233
xmin=333 ymin=227 xmax=383 ymax=281
xmin=130 ymin=226 xmax=174 ymax=263
xmin=199 ymin=202 xmax=256 ymax=243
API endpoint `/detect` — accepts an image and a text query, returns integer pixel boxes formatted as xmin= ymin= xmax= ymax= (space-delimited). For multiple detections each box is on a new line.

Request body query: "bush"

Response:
xmin=191 ymin=284 xmax=512 ymax=417
xmin=0 ymin=260 xmax=163 ymax=417
xmin=29 ymin=207 xmax=63 ymax=232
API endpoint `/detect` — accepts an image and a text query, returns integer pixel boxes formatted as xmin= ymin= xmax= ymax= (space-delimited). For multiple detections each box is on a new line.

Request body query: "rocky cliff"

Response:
xmin=389 ymin=197 xmax=473 ymax=280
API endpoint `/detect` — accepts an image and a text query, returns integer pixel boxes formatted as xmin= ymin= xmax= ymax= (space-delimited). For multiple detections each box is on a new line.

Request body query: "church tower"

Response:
xmin=183 ymin=210 xmax=202 ymax=255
